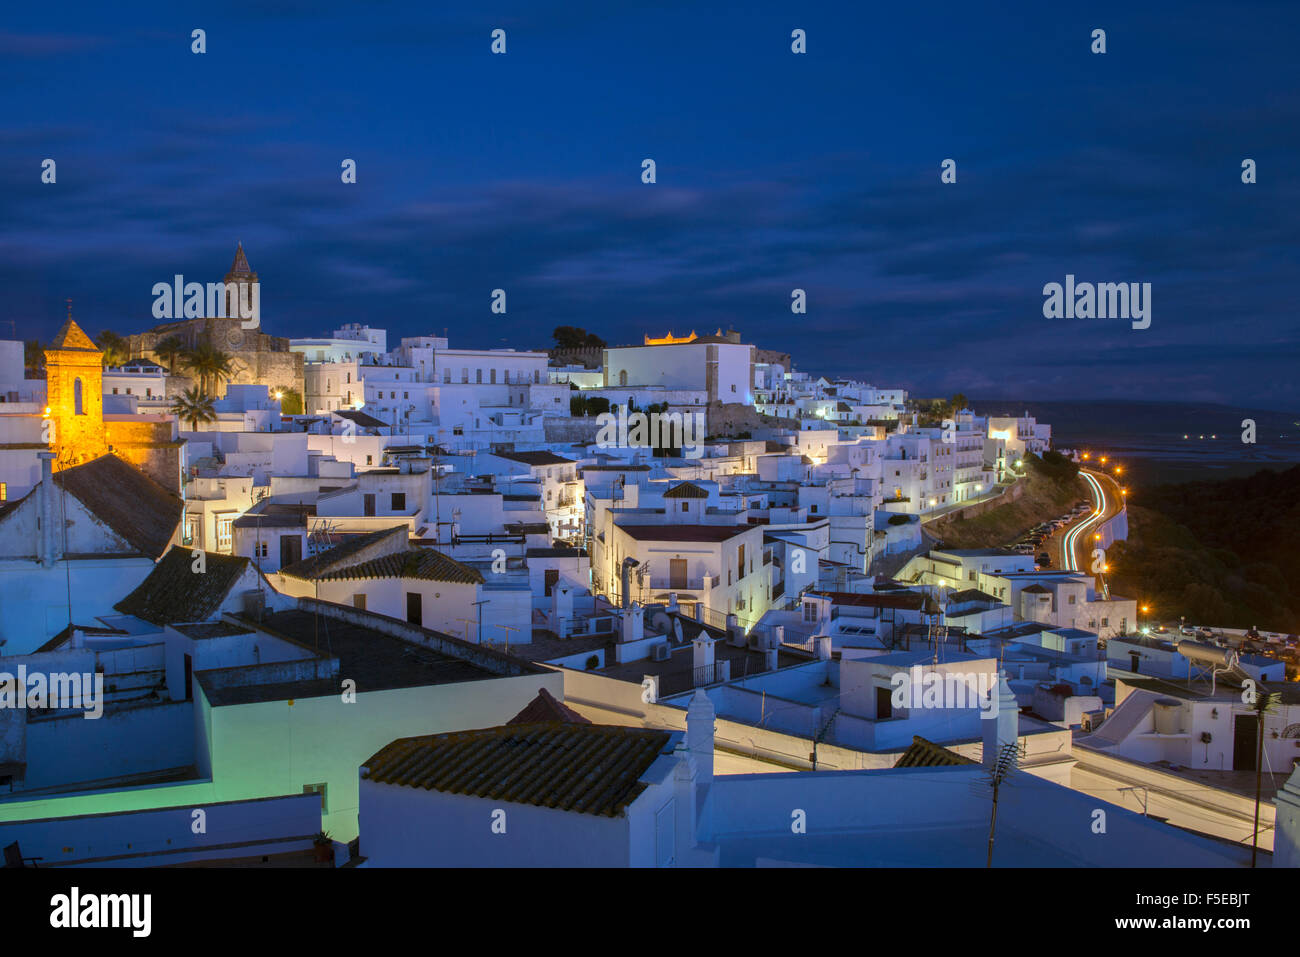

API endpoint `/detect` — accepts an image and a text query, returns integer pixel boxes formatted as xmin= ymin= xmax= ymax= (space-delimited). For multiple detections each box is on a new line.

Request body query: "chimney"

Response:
xmin=1274 ymin=765 xmax=1300 ymax=868
xmin=815 ymin=635 xmax=832 ymax=660
xmin=982 ymin=670 xmax=1020 ymax=770
xmin=686 ymin=688 xmax=715 ymax=787
xmin=621 ymin=602 xmax=644 ymax=643
xmin=37 ymin=452 xmax=58 ymax=568
xmin=692 ymin=631 xmax=716 ymax=683
xmin=551 ymin=584 xmax=574 ymax=628
xmin=619 ymin=557 xmax=639 ymax=609
xmin=764 ymin=647 xmax=779 ymax=671
xmin=666 ymin=593 xmax=679 ymax=614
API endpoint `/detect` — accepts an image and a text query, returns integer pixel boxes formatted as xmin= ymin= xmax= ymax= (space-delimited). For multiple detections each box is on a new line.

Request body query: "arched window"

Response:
xmin=618 ymin=370 xmax=627 ymax=386
xmin=74 ymin=377 xmax=84 ymax=415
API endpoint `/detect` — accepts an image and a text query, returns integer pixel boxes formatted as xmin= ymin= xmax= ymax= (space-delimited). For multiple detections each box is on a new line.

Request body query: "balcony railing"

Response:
xmin=649 ymin=577 xmax=707 ymax=592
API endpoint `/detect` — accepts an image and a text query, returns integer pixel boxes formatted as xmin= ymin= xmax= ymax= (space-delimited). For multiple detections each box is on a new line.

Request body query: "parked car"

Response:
xmin=1037 ymin=552 xmax=1051 ymax=563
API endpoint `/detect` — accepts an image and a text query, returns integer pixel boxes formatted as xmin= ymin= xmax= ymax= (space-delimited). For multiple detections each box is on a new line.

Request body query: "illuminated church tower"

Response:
xmin=44 ymin=317 xmax=108 ymax=470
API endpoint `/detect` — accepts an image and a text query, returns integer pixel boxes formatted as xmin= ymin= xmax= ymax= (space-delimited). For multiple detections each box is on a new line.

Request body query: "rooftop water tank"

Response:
xmin=1153 ymin=698 xmax=1183 ymax=735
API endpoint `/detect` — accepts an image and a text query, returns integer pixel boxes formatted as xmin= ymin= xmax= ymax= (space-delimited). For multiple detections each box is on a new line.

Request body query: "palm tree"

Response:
xmin=182 ymin=339 xmax=237 ymax=395
xmin=153 ymin=335 xmax=185 ymax=374
xmin=23 ymin=339 xmax=45 ymax=377
xmin=169 ymin=388 xmax=217 ymax=432
xmin=273 ymin=386 xmax=303 ymax=415
xmin=95 ymin=330 xmax=131 ymax=368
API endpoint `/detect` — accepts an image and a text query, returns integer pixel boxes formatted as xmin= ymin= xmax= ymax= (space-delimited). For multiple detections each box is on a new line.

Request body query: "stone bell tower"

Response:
xmin=44 ymin=315 xmax=108 ymax=470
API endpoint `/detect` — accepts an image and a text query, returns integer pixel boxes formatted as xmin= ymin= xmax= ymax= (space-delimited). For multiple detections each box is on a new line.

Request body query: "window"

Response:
xmin=403 ymin=392 xmax=409 ymax=399
xmin=681 ymin=502 xmax=689 ymax=512
xmin=490 ymin=369 xmax=496 ymax=384
xmin=1101 ymin=617 xmax=1109 ymax=627
xmin=462 ymin=368 xmax=469 ymax=383
xmin=255 ymin=541 xmax=268 ymax=559
xmin=1068 ymin=595 xmax=1076 ymax=605
xmin=476 ymin=369 xmax=483 ymax=384
xmin=810 ymin=504 xmax=818 ymax=513
xmin=303 ymin=783 xmax=328 ymax=813
xmin=391 ymin=493 xmax=406 ymax=511
xmin=365 ymin=455 xmax=373 ymax=465
xmin=74 ymin=377 xmax=84 ymax=414
xmin=216 ymin=516 xmax=233 ymax=551
xmin=0 ymin=482 xmax=6 ymax=501
xmin=443 ymin=369 xmax=451 ymax=383
xmin=390 ymin=391 xmax=396 ymax=399
xmin=346 ymin=373 xmax=351 ymax=383
xmin=112 ymin=387 xmax=119 ymax=394
xmin=353 ymin=594 xmax=366 ymax=610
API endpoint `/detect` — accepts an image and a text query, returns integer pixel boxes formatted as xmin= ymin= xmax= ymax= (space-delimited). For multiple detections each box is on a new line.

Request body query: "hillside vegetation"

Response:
xmin=1108 ymin=466 xmax=1300 ymax=632
xmin=926 ymin=452 xmax=1086 ymax=549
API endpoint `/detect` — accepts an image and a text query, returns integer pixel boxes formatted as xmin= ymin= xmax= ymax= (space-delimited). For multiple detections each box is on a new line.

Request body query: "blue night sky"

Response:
xmin=2 ymin=1 xmax=1297 ymax=409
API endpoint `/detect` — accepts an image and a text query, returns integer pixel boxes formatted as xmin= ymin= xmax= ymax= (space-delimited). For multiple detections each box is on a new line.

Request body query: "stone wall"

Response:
xmin=105 ymin=420 xmax=184 ymax=494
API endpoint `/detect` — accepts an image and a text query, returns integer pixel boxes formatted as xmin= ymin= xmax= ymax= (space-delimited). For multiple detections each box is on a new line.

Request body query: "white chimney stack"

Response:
xmin=982 ymin=670 xmax=1020 ymax=770
xmin=686 ymin=688 xmax=715 ymax=787
xmin=692 ymin=631 xmax=716 ymax=682
xmin=551 ymin=584 xmax=574 ymax=631
xmin=1274 ymin=765 xmax=1300 ymax=868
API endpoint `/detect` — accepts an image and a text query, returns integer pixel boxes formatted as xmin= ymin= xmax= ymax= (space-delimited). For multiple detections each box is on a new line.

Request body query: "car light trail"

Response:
xmin=1062 ymin=469 xmax=1108 ymax=572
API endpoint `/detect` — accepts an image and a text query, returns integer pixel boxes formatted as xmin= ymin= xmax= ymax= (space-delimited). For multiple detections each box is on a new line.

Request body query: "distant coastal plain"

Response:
xmin=974 ymin=399 xmax=1300 ymax=486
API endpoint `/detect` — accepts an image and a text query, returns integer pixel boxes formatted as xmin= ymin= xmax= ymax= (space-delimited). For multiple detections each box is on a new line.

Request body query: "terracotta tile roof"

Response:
xmin=663 ymin=481 xmax=708 ymax=499
xmin=507 ymin=687 xmax=591 ymax=725
xmin=808 ymin=590 xmax=928 ymax=611
xmin=114 ymin=545 xmax=252 ymax=625
xmin=893 ymin=735 xmax=977 ymax=769
xmin=362 ymin=723 xmax=673 ymax=817
xmin=306 ymin=547 xmax=484 ymax=585
xmin=333 ymin=408 xmax=388 ymax=429
xmin=615 ymin=523 xmax=751 ymax=543
xmin=947 ymin=588 xmax=1001 ymax=604
xmin=279 ymin=525 xmax=407 ymax=580
xmin=493 ymin=450 xmax=574 ymax=467
xmin=55 ymin=454 xmax=183 ymax=558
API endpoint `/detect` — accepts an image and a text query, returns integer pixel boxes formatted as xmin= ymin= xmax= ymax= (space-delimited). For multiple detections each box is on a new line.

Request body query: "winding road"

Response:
xmin=1060 ymin=467 xmax=1125 ymax=598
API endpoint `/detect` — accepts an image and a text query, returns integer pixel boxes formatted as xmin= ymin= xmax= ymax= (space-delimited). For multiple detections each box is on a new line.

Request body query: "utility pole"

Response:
xmin=493 ymin=623 xmax=521 ymax=654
